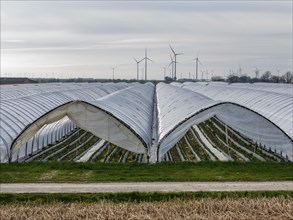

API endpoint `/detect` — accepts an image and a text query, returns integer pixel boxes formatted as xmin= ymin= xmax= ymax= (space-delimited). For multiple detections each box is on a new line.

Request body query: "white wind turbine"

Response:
xmin=254 ymin=67 xmax=262 ymax=79
xmin=141 ymin=48 xmax=153 ymax=80
xmin=168 ymin=54 xmax=175 ymax=79
xmin=111 ymin=67 xmax=116 ymax=80
xmin=133 ymin=57 xmax=144 ymax=80
xmin=169 ymin=45 xmax=183 ymax=81
xmin=162 ymin=65 xmax=167 ymax=79
xmin=201 ymin=70 xmax=205 ymax=81
xmin=193 ymin=55 xmax=202 ymax=81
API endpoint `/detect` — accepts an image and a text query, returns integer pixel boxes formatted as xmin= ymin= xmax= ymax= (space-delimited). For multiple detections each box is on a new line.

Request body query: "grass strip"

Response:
xmin=0 ymin=191 xmax=292 ymax=204
xmin=0 ymin=161 xmax=292 ymax=183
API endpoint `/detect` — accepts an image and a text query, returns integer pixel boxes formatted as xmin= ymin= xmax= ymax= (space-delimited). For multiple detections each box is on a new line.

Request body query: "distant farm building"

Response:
xmin=0 ymin=77 xmax=37 ymax=85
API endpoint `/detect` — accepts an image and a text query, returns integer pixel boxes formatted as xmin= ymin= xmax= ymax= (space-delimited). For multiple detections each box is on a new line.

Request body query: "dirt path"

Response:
xmin=1 ymin=181 xmax=292 ymax=193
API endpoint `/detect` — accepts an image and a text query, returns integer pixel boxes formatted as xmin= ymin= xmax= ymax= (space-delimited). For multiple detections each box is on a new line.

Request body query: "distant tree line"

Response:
xmin=221 ymin=71 xmax=292 ymax=84
xmin=6 ymin=71 xmax=292 ymax=84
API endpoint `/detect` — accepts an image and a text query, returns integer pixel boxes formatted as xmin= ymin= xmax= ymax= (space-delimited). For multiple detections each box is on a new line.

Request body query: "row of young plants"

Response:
xmin=25 ymin=128 xmax=108 ymax=163
xmin=164 ymin=129 xmax=215 ymax=162
xmin=205 ymin=120 xmax=261 ymax=162
xmin=185 ymin=131 xmax=212 ymax=161
xmin=167 ymin=145 xmax=181 ymax=161
xmin=89 ymin=142 xmax=145 ymax=163
xmin=163 ymin=115 xmax=286 ymax=163
xmin=26 ymin=128 xmax=142 ymax=163
xmin=24 ymin=117 xmax=289 ymax=163
xmin=60 ymin=136 xmax=100 ymax=161
xmin=177 ymin=138 xmax=197 ymax=162
xmin=189 ymin=129 xmax=218 ymax=161
xmin=42 ymin=132 xmax=92 ymax=162
xmin=210 ymin=117 xmax=285 ymax=162
xmin=198 ymin=123 xmax=243 ymax=161
xmin=26 ymin=128 xmax=83 ymax=161
xmin=198 ymin=116 xmax=290 ymax=162
xmin=199 ymin=120 xmax=251 ymax=162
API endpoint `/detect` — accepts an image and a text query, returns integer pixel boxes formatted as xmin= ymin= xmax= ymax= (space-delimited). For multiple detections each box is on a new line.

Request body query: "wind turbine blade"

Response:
xmin=170 ymin=54 xmax=174 ymax=61
xmin=169 ymin=44 xmax=175 ymax=54
xmin=176 ymin=53 xmax=184 ymax=56
xmin=133 ymin=57 xmax=138 ymax=63
xmin=147 ymin=58 xmax=154 ymax=62
xmin=168 ymin=61 xmax=173 ymax=67
xmin=198 ymin=60 xmax=203 ymax=66
xmin=138 ymin=58 xmax=145 ymax=63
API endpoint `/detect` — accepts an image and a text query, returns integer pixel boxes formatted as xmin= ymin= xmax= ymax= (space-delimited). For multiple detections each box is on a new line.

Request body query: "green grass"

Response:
xmin=0 ymin=191 xmax=292 ymax=204
xmin=0 ymin=161 xmax=292 ymax=183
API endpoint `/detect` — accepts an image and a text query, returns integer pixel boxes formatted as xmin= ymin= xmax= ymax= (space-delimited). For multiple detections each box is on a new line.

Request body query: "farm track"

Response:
xmin=1 ymin=181 xmax=292 ymax=193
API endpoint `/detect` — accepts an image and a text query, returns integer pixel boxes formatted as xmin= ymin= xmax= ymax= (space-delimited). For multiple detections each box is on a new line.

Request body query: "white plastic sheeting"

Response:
xmin=12 ymin=116 xmax=76 ymax=162
xmin=187 ymin=82 xmax=293 ymax=96
xmin=229 ymin=82 xmax=293 ymax=96
xmin=1 ymin=82 xmax=292 ymax=163
xmin=154 ymin=83 xmax=219 ymax=161
xmin=0 ymin=83 xmax=137 ymax=162
xmin=156 ymin=83 xmax=292 ymax=161
xmin=0 ymin=82 xmax=132 ymax=101
xmin=180 ymin=82 xmax=293 ymax=139
xmin=9 ymin=83 xmax=154 ymax=161
xmin=77 ymin=140 xmax=106 ymax=162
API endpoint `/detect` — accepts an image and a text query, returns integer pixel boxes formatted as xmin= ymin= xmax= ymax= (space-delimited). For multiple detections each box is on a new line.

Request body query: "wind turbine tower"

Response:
xmin=206 ymin=70 xmax=209 ymax=81
xmin=168 ymin=54 xmax=175 ymax=79
xmin=201 ymin=70 xmax=205 ymax=81
xmin=239 ymin=65 xmax=242 ymax=76
xmin=169 ymin=45 xmax=183 ymax=81
xmin=142 ymin=48 xmax=153 ymax=80
xmin=162 ymin=66 xmax=167 ymax=79
xmin=211 ymin=70 xmax=214 ymax=78
xmin=133 ymin=57 xmax=144 ymax=80
xmin=193 ymin=56 xmax=202 ymax=81
xmin=254 ymin=67 xmax=262 ymax=78
xmin=112 ymin=67 xmax=116 ymax=80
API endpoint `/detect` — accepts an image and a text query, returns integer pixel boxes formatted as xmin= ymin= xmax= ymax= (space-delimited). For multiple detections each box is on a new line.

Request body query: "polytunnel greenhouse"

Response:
xmin=0 ymin=82 xmax=292 ymax=163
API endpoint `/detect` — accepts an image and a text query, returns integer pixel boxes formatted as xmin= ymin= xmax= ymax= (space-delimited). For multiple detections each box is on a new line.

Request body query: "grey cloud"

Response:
xmin=64 ymin=1 xmax=292 ymax=14
xmin=1 ymin=1 xmax=292 ymax=79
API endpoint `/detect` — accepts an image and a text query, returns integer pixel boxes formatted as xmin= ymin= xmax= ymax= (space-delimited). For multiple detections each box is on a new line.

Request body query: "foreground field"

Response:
xmin=1 ymin=196 xmax=292 ymax=220
xmin=1 ymin=161 xmax=292 ymax=183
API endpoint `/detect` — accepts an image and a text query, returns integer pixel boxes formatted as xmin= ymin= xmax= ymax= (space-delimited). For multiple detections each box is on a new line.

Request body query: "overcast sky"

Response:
xmin=1 ymin=1 xmax=292 ymax=80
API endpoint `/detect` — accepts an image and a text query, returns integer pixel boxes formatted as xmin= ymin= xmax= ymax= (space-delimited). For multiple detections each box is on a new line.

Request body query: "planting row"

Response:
xmin=20 ymin=116 xmax=289 ymax=163
xmin=162 ymin=116 xmax=288 ymax=162
xmin=22 ymin=128 xmax=146 ymax=163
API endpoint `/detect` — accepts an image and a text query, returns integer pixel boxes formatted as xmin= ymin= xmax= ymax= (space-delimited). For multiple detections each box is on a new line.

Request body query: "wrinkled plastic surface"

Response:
xmin=1 ymin=83 xmax=153 ymax=162
xmin=1 ymin=82 xmax=292 ymax=162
